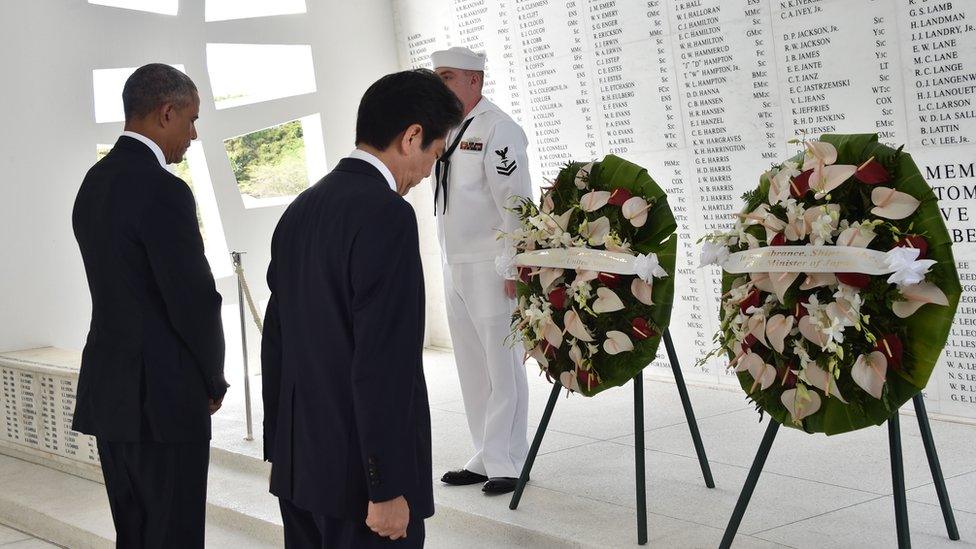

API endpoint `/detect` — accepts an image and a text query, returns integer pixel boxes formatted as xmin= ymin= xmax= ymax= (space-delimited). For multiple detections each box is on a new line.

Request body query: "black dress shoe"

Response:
xmin=441 ymin=469 xmax=489 ymax=485
xmin=482 ymin=477 xmax=518 ymax=495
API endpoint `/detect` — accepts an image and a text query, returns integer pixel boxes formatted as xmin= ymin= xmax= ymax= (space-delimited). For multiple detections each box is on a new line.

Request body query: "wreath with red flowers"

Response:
xmin=702 ymin=134 xmax=960 ymax=434
xmin=507 ymin=155 xmax=677 ymax=396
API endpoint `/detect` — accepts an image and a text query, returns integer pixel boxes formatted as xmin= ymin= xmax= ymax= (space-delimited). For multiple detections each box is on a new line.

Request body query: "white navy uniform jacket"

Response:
xmin=434 ymin=97 xmax=532 ymax=275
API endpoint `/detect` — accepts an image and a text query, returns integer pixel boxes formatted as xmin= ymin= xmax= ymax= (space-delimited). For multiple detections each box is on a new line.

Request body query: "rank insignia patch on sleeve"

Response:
xmin=494 ymin=147 xmax=517 ymax=176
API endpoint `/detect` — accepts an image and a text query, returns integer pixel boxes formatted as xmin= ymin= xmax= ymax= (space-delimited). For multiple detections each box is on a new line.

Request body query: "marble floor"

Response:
xmin=208 ymin=347 xmax=976 ymax=548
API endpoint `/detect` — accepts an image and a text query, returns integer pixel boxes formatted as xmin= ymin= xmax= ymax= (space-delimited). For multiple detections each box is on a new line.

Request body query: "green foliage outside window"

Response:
xmin=224 ymin=120 xmax=308 ymax=200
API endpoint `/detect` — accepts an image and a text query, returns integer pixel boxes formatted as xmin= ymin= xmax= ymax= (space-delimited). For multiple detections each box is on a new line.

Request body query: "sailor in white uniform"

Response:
xmin=432 ymin=47 xmax=532 ymax=495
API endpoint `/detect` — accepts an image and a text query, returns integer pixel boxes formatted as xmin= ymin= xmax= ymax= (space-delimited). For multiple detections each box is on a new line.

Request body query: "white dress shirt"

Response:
xmin=121 ymin=130 xmax=167 ymax=169
xmin=347 ymin=148 xmax=397 ymax=193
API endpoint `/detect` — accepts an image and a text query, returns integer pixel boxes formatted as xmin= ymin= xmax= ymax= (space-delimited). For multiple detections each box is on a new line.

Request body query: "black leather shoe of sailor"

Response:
xmin=440 ymin=469 xmax=489 ymax=486
xmin=481 ymin=477 xmax=518 ymax=495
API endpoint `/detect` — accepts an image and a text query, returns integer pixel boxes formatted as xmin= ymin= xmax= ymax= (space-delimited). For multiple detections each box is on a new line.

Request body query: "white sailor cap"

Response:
xmin=431 ymin=46 xmax=486 ymax=71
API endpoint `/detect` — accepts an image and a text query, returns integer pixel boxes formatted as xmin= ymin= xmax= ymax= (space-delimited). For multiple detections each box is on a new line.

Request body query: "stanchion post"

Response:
xmin=231 ymin=251 xmax=254 ymax=442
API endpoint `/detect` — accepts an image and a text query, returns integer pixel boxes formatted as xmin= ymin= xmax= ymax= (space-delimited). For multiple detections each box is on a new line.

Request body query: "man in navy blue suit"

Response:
xmin=73 ymin=64 xmax=227 ymax=548
xmin=262 ymin=70 xmax=463 ymax=547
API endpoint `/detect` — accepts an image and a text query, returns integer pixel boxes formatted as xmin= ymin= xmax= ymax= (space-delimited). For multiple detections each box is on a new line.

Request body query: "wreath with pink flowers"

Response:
xmin=702 ymin=134 xmax=960 ymax=434
xmin=507 ymin=155 xmax=677 ymax=396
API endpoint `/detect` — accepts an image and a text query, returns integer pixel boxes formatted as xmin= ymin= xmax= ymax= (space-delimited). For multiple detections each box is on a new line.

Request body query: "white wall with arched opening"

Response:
xmin=0 ymin=0 xmax=400 ymax=370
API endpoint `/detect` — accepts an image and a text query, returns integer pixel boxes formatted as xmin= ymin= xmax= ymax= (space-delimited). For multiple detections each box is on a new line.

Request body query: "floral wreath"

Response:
xmin=701 ymin=134 xmax=960 ymax=434
xmin=506 ymin=155 xmax=677 ymax=396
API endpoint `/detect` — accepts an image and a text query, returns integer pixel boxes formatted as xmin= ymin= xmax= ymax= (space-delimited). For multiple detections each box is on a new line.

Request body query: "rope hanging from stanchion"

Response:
xmin=230 ymin=251 xmax=259 ymax=441
xmin=233 ymin=258 xmax=264 ymax=333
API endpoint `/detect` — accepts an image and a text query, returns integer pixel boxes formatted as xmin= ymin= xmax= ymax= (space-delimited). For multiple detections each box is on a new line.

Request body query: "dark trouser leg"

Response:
xmin=97 ymin=440 xmax=210 ymax=549
xmin=280 ymin=498 xmax=325 ymax=549
xmin=97 ymin=440 xmax=141 ymax=548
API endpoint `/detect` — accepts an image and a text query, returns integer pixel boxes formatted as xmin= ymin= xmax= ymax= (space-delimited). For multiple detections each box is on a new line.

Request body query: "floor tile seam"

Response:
xmin=429 ymin=405 xmax=633 ymax=444
xmin=746 ymin=494 xmax=889 ymax=535
xmin=901 ymin=496 xmax=976 ymax=517
xmin=601 ymin=408 xmax=752 ymax=441
xmin=516 ymin=475 xmax=864 ymax=538
xmin=734 ymin=533 xmax=799 ymax=549
xmin=445 ymin=462 xmax=974 ymax=537
xmin=510 ymin=480 xmax=671 ymax=515
xmin=603 ymin=438 xmax=898 ymax=498
xmin=536 ymin=438 xmax=607 ymax=457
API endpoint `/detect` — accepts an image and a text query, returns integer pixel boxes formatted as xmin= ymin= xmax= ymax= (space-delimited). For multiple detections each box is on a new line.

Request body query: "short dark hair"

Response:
xmin=122 ymin=63 xmax=198 ymax=121
xmin=355 ymin=69 xmax=463 ymax=151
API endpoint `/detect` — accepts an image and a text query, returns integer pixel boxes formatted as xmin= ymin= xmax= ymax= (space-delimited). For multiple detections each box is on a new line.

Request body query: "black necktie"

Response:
xmin=434 ymin=117 xmax=474 ymax=215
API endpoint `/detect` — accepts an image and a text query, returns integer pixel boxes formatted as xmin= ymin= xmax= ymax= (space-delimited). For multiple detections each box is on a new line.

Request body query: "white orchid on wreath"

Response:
xmin=699 ymin=134 xmax=959 ymax=434
xmin=505 ymin=156 xmax=678 ymax=396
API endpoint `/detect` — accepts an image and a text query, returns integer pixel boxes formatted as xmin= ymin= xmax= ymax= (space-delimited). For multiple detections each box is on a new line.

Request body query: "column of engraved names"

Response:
xmin=59 ymin=377 xmax=97 ymax=463
xmin=489 ymin=1 xmax=528 ymax=124
xmin=404 ymin=30 xmax=441 ymax=68
xmin=566 ymin=0 xmax=600 ymax=161
xmin=1 ymin=367 xmax=18 ymax=443
xmin=746 ymin=0 xmax=785 ymax=163
xmin=647 ymin=1 xmax=685 ymax=155
xmin=672 ymin=1 xmax=742 ymax=234
xmin=899 ymin=0 xmax=976 ymax=147
xmin=643 ymin=2 xmax=713 ymax=374
xmin=516 ymin=1 xmax=564 ymax=180
xmin=870 ymin=3 xmax=903 ymax=143
xmin=39 ymin=374 xmax=60 ymax=454
xmin=673 ymin=0 xmax=737 ymax=378
xmin=775 ymin=3 xmax=846 ymax=137
xmin=672 ymin=1 xmax=783 ymax=234
xmin=586 ymin=1 xmax=697 ymax=161
xmin=515 ymin=1 xmax=598 ymax=181
xmin=671 ymin=1 xmax=783 ymax=378
xmin=582 ymin=0 xmax=707 ymax=371
xmin=773 ymin=0 xmax=907 ymax=144
xmin=17 ymin=370 xmax=39 ymax=448
xmin=942 ymin=261 xmax=976 ymax=414
xmin=586 ymin=0 xmax=635 ymax=156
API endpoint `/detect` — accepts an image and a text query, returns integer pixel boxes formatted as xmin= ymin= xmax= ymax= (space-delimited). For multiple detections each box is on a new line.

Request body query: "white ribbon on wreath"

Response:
xmin=514 ymin=247 xmax=667 ymax=283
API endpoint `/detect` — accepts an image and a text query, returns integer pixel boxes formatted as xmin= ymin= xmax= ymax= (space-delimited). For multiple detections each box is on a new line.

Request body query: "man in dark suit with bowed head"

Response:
xmin=72 ymin=63 xmax=227 ymax=548
xmin=262 ymin=69 xmax=462 ymax=548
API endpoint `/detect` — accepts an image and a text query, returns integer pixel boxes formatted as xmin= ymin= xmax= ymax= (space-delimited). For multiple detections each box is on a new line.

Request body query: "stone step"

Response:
xmin=0 ymin=449 xmax=586 ymax=548
xmin=0 ymin=454 xmax=278 ymax=549
xmin=205 ymin=447 xmax=588 ymax=548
